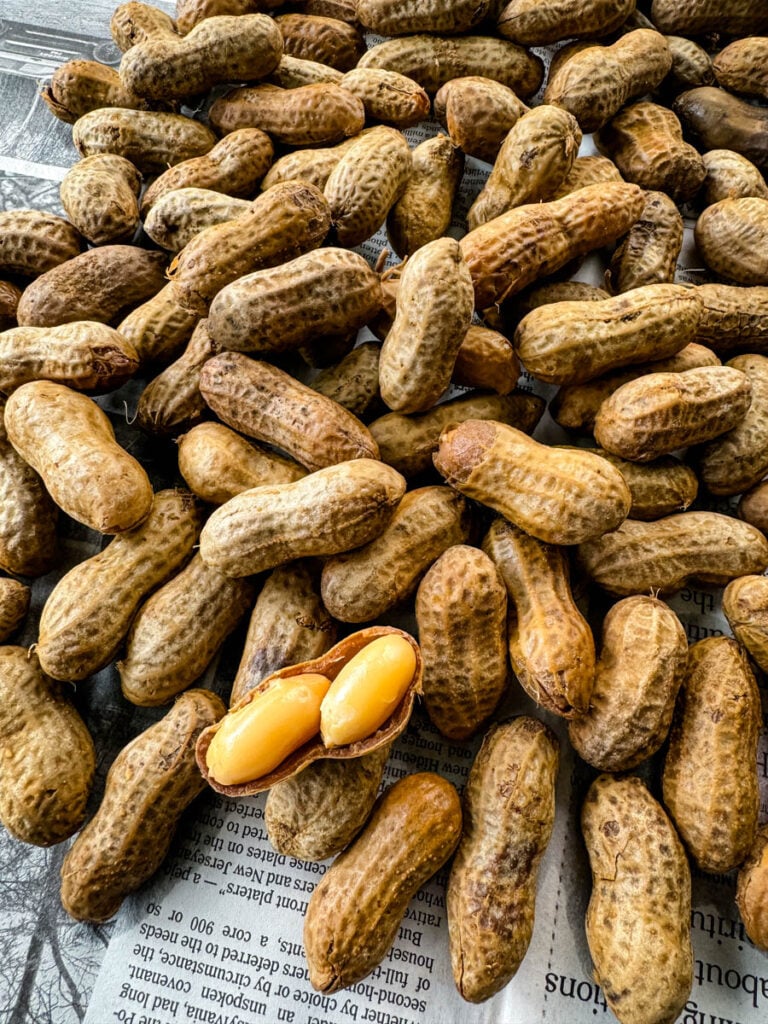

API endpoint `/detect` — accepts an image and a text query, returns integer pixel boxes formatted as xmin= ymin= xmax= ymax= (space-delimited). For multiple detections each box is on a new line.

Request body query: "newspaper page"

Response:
xmin=1 ymin=5 xmax=767 ymax=1024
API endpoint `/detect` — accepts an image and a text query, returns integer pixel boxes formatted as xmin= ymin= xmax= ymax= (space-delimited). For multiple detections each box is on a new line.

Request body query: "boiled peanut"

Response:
xmin=143 ymin=188 xmax=250 ymax=251
xmin=356 ymin=0 xmax=493 ymax=35
xmin=5 ymin=382 xmax=153 ymax=535
xmin=339 ymin=68 xmax=429 ymax=128
xmin=702 ymin=150 xmax=768 ymax=206
xmin=0 ymin=647 xmax=95 ymax=847
xmin=739 ymin=480 xmax=768 ymax=534
xmin=662 ymin=35 xmax=715 ymax=92
xmin=117 ymin=283 xmax=199 ymax=365
xmin=569 ymin=596 xmax=687 ymax=771
xmin=713 ymin=37 xmax=768 ymax=101
xmin=60 ymin=155 xmax=141 ymax=246
xmin=695 ymin=197 xmax=768 ymax=286
xmin=736 ymin=827 xmax=768 ymax=952
xmin=722 ymin=575 xmax=768 ymax=674
xmin=694 ymin=284 xmax=768 ymax=354
xmin=447 ymin=718 xmax=558 ymax=1003
xmin=0 ymin=210 xmax=83 ymax=279
xmin=432 ymin=76 xmax=528 ymax=164
xmin=674 ymin=88 xmax=768 ymax=173
xmin=310 ymin=342 xmax=383 ymax=420
xmin=198 ymin=458 xmax=405 ymax=578
xmin=60 ymin=689 xmax=225 ymax=922
xmin=452 ymin=326 xmax=520 ymax=395
xmin=297 ymin=0 xmax=355 ymax=20
xmin=577 ymin=511 xmax=768 ymax=595
xmin=136 ymin=318 xmax=217 ymax=435
xmin=606 ymin=190 xmax=683 ymax=293
xmin=0 ymin=281 xmax=21 ymax=330
xmin=111 ymin=1 xmax=178 ymax=50
xmin=73 ymin=107 xmax=217 ymax=174
xmin=175 ymin=0 xmax=283 ymax=34
xmin=483 ymin=517 xmax=595 ymax=718
xmin=386 ymin=134 xmax=463 ymax=258
xmin=547 ymin=154 xmax=623 ymax=199
xmin=260 ymin=130 xmax=371 ymax=191
xmin=275 ymin=13 xmax=363 ymax=71
xmin=582 ymin=774 xmax=693 ymax=1024
xmin=304 ymin=773 xmax=461 ymax=992
xmin=663 ymin=636 xmax=760 ymax=873
xmin=502 ymin=278 xmax=609 ymax=329
xmin=0 ymin=579 xmax=29 ymax=642
xmin=269 ymin=54 xmax=344 ymax=89
xmin=497 ymin=0 xmax=634 ymax=45
xmin=41 ymin=60 xmax=163 ymax=123
xmin=416 ymin=545 xmax=508 ymax=739
xmin=651 ymin=0 xmax=768 ymax=37
xmin=590 ymin=451 xmax=698 ymax=521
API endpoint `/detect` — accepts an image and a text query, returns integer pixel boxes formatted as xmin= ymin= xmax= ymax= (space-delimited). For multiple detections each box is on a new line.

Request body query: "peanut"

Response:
xmin=547 ymin=154 xmax=624 ymax=199
xmin=0 ymin=579 xmax=29 ymax=642
xmin=722 ymin=574 xmax=768 ymax=674
xmin=590 ymin=451 xmax=698 ymax=521
xmin=452 ymin=325 xmax=520 ymax=395
xmin=736 ymin=827 xmax=768 ymax=952
xmin=41 ymin=60 xmax=164 ymax=123
xmin=739 ymin=480 xmax=768 ymax=534
xmin=702 ymin=150 xmax=768 ymax=206
xmin=73 ymin=107 xmax=217 ymax=174
xmin=0 ymin=210 xmax=84 ymax=279
xmin=60 ymin=155 xmax=142 ymax=246
xmin=339 ymin=68 xmax=430 ymax=128
xmin=143 ymin=188 xmax=251 ymax=251
xmin=673 ymin=87 xmax=768 ymax=173
xmin=275 ymin=13 xmax=363 ymax=71
xmin=136 ymin=318 xmax=217 ymax=435
xmin=695 ymin=197 xmax=768 ymax=286
xmin=447 ymin=718 xmax=558 ymax=1003
xmin=259 ymin=130 xmax=371 ymax=192
xmin=356 ymin=0 xmax=493 ymax=35
xmin=502 ymin=278 xmax=610 ymax=328
xmin=694 ymin=284 xmax=768 ymax=354
xmin=60 ymin=689 xmax=225 ymax=922
xmin=606 ymin=190 xmax=683 ymax=293
xmin=713 ymin=37 xmax=768 ymax=101
xmin=386 ymin=135 xmax=463 ymax=258
xmin=269 ymin=54 xmax=344 ymax=89
xmin=432 ymin=76 xmax=528 ymax=164
xmin=663 ymin=35 xmax=715 ymax=92
xmin=0 ymin=281 xmax=21 ymax=330
xmin=117 ymin=283 xmax=199 ymax=365
xmin=310 ymin=341 xmax=383 ymax=420
xmin=497 ymin=0 xmax=635 ymax=45
xmin=111 ymin=1 xmax=178 ymax=50
xmin=651 ymin=0 xmax=768 ymax=36
xmin=175 ymin=0 xmax=283 ymax=34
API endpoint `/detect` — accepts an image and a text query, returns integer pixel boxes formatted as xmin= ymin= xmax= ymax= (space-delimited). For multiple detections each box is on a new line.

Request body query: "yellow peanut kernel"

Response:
xmin=320 ymin=635 xmax=416 ymax=748
xmin=206 ymin=674 xmax=330 ymax=785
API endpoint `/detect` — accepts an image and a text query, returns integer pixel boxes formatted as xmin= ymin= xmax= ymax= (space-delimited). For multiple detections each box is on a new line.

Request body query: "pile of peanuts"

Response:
xmin=1 ymin=0 xmax=768 ymax=1019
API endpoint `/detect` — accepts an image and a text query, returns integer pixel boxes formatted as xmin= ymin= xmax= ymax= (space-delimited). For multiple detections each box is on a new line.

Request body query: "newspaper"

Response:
xmin=1 ymin=5 xmax=767 ymax=1024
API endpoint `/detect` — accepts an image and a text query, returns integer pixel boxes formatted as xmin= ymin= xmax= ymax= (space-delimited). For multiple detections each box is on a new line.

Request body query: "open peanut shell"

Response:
xmin=196 ymin=624 xmax=422 ymax=796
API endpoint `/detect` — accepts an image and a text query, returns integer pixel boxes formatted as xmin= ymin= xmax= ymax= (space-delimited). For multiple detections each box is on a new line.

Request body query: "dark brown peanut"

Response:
xmin=674 ymin=88 xmax=768 ymax=173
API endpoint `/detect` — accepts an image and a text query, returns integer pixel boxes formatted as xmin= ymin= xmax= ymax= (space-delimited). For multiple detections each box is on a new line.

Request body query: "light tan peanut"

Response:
xmin=596 ymin=101 xmax=705 ymax=203
xmin=0 ymin=397 xmax=58 ymax=578
xmin=120 ymin=14 xmax=283 ymax=100
xmin=260 ymin=130 xmax=371 ymax=191
xmin=547 ymin=154 xmax=623 ymax=199
xmin=582 ymin=774 xmax=693 ymax=1024
xmin=60 ymin=155 xmax=141 ymax=246
xmin=569 ymin=596 xmax=687 ymax=772
xmin=16 ymin=245 xmax=166 ymax=328
xmin=379 ymin=237 xmax=474 ymax=413
xmin=369 ymin=391 xmax=544 ymax=478
xmin=324 ymin=126 xmax=411 ymax=247
xmin=696 ymin=354 xmax=768 ymax=494
xmin=577 ymin=511 xmax=768 ymax=595
xmin=435 ymin=419 xmax=630 ymax=546
xmin=468 ymin=105 xmax=582 ymax=229
xmin=0 ymin=281 xmax=21 ymax=330
xmin=320 ymin=485 xmax=471 ymax=622
xmin=702 ymin=150 xmax=768 ymax=206
xmin=447 ymin=718 xmax=558 ymax=1003
xmin=175 ymin=0 xmax=285 ymax=34
xmin=723 ymin=575 xmax=768 ymax=674
xmin=0 ymin=210 xmax=84 ymax=279
xmin=140 ymin=128 xmax=273 ymax=215
xmin=606 ymin=190 xmax=683 ymax=293
xmin=168 ymin=180 xmax=331 ymax=314
xmin=311 ymin=341 xmax=383 ymax=420
xmin=136 ymin=318 xmax=217 ymax=435
xmin=550 ymin=342 xmax=721 ymax=434
xmin=544 ymin=30 xmax=672 ymax=133
xmin=358 ymin=35 xmax=544 ymax=96
xmin=674 ymin=87 xmax=768 ymax=174
xmin=73 ymin=107 xmax=216 ymax=174
xmin=199 ymin=458 xmax=405 ymax=577
xmin=111 ymin=1 xmax=178 ymax=50
xmin=737 ymin=827 xmax=768 ymax=952
xmin=696 ymin=198 xmax=768 ymax=286
xmin=275 ymin=13 xmax=362 ymax=70
xmin=36 ymin=489 xmax=200 ymax=682
xmin=416 ymin=545 xmax=507 ymax=739
xmin=432 ymin=76 xmax=528 ymax=164
xmin=356 ymin=0 xmax=493 ymax=34
xmin=178 ymin=422 xmax=304 ymax=505
xmin=209 ymin=82 xmax=365 ymax=145
xmin=197 ymin=625 xmax=422 ymax=794
xmin=694 ymin=284 xmax=768 ymax=355
xmin=739 ymin=480 xmax=768 ymax=534
xmin=200 ymin=352 xmax=379 ymax=472
xmin=663 ymin=636 xmax=760 ymax=873
xmin=0 ymin=322 xmax=139 ymax=394
xmin=590 ymin=451 xmax=698 ymax=521
xmin=117 ymin=283 xmax=199 ymax=366
xmin=515 ymin=283 xmax=700 ymax=386
xmin=60 ymin=689 xmax=225 ymax=922
xmin=231 ymin=560 xmax=336 ymax=706
xmin=663 ymin=35 xmax=715 ymax=92
xmin=453 ymin=325 xmax=520 ymax=395
xmin=0 ymin=647 xmax=95 ymax=847
xmin=269 ymin=54 xmax=344 ymax=88
xmin=594 ymin=364 xmax=752 ymax=462
xmin=118 ymin=554 xmax=254 ymax=706
xmin=714 ymin=37 xmax=768 ymax=101
xmin=339 ymin=68 xmax=430 ymax=128
xmin=0 ymin=580 xmax=29 ymax=642
xmin=266 ymin=746 xmax=389 ymax=861
xmin=651 ymin=0 xmax=768 ymax=37
xmin=304 ymin=773 xmax=461 ymax=992
xmin=41 ymin=60 xmax=164 ymax=123
xmin=502 ymin=279 xmax=609 ymax=329
xmin=498 ymin=0 xmax=634 ymax=44
xmin=143 ymin=188 xmax=251 ymax=251
xmin=206 ymin=248 xmax=381 ymax=355
xmin=483 ymin=517 xmax=595 ymax=718
xmin=5 ymin=382 xmax=153 ymax=535
xmin=460 ymin=181 xmax=646 ymax=308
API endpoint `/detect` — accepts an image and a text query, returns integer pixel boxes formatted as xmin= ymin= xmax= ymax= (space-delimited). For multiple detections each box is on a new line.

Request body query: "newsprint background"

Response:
xmin=0 ymin=5 xmax=767 ymax=1023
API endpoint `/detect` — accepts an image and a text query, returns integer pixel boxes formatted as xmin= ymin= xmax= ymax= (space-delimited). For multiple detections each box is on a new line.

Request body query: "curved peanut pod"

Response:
xmin=435 ymin=419 xmax=630 ymax=546
xmin=60 ymin=689 xmax=226 ymax=922
xmin=37 ymin=489 xmax=201 ymax=681
xmin=356 ymin=0 xmax=493 ymax=35
xmin=197 ymin=625 xmax=422 ymax=795
xmin=0 ymin=210 xmax=84 ymax=278
xmin=4 ymin=382 xmax=153 ymax=535
xmin=0 ymin=647 xmax=95 ymax=847
xmin=737 ymin=827 xmax=768 ymax=952
xmin=175 ymin=0 xmax=285 ymax=34
xmin=199 ymin=459 xmax=406 ymax=578
xmin=110 ymin=1 xmax=178 ymax=50
xmin=663 ymin=637 xmax=760 ymax=873
xmin=483 ymin=517 xmax=595 ymax=718
xmin=304 ymin=772 xmax=461 ymax=991
xmin=722 ymin=574 xmax=768 ymax=674
xmin=582 ymin=774 xmax=693 ymax=1024
xmin=713 ymin=37 xmax=768 ymax=101
xmin=60 ymin=154 xmax=141 ymax=245
xmin=73 ymin=108 xmax=217 ymax=174
xmin=674 ymin=87 xmax=768 ymax=174
xmin=606 ymin=190 xmax=683 ymax=294
xmin=416 ymin=545 xmax=508 ymax=739
xmin=260 ymin=131 xmax=372 ymax=191
xmin=577 ymin=511 xmax=768 ymax=596
xmin=320 ymin=485 xmax=471 ymax=622
xmin=569 ymin=596 xmax=687 ymax=772
xmin=447 ymin=718 xmax=558 ymax=1003
xmin=548 ymin=154 xmax=623 ymax=199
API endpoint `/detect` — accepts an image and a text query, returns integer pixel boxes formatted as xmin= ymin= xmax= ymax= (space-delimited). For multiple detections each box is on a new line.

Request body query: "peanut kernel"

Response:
xmin=206 ymin=674 xmax=331 ymax=785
